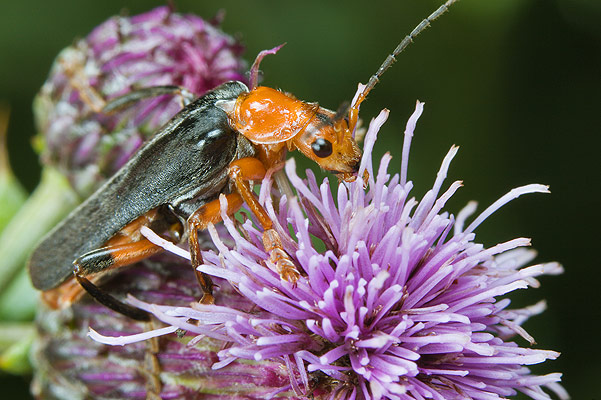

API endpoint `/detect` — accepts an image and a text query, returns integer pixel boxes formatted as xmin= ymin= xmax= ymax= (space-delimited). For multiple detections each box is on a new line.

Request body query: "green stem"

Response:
xmin=0 ymin=167 xmax=79 ymax=293
xmin=0 ymin=322 xmax=35 ymax=374
xmin=0 ymin=268 xmax=38 ymax=320
xmin=0 ymin=106 xmax=27 ymax=232
xmin=0 ymin=322 xmax=34 ymax=351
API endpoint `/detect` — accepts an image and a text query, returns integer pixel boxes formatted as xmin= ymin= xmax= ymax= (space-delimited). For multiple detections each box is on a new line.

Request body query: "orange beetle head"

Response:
xmin=222 ymin=86 xmax=362 ymax=181
xmin=291 ymin=108 xmax=362 ymax=181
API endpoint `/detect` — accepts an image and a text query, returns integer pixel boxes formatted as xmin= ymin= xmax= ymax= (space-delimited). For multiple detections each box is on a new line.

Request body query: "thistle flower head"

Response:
xmin=93 ymin=101 xmax=567 ymax=400
xmin=34 ymin=6 xmax=246 ymax=195
xmin=32 ymin=259 xmax=299 ymax=399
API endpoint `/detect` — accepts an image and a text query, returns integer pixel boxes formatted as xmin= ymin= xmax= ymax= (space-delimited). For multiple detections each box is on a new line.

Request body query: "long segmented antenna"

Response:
xmin=347 ymin=0 xmax=459 ymax=131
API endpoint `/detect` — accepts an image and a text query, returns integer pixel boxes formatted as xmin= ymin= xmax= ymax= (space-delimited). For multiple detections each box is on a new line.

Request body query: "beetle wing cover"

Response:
xmin=28 ymin=81 xmax=250 ymax=290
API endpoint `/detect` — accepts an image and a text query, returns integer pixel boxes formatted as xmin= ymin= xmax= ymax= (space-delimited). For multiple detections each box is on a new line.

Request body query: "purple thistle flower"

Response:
xmin=34 ymin=6 xmax=246 ymax=195
xmin=92 ymin=99 xmax=567 ymax=400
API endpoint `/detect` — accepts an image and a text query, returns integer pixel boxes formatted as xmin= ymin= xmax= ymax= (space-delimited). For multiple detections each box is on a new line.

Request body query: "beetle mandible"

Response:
xmin=28 ymin=0 xmax=458 ymax=321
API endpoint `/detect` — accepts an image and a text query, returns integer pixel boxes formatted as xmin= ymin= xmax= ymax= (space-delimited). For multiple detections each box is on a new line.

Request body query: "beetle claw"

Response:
xmin=278 ymin=259 xmax=300 ymax=286
xmin=263 ymin=229 xmax=300 ymax=286
xmin=199 ymin=293 xmax=215 ymax=305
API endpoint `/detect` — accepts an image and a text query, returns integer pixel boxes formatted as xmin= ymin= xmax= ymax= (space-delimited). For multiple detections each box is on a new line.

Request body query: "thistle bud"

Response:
xmin=31 ymin=257 xmax=298 ymax=399
xmin=34 ymin=6 xmax=246 ymax=196
xmin=26 ymin=8 xmax=288 ymax=399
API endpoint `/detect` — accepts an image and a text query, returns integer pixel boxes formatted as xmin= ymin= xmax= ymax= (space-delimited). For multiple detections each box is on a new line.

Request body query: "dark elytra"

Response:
xmin=29 ymin=81 xmax=255 ymax=290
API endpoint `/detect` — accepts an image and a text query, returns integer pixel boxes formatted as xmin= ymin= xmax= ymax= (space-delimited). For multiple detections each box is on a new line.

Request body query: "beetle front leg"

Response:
xmin=229 ymin=157 xmax=301 ymax=286
xmin=187 ymin=193 xmax=245 ymax=304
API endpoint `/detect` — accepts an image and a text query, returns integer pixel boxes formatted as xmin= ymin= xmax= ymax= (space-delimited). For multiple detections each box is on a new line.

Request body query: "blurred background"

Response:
xmin=0 ymin=0 xmax=599 ymax=398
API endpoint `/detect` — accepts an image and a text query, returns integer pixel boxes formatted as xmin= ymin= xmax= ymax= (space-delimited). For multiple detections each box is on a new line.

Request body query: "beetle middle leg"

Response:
xmin=46 ymin=238 xmax=163 ymax=307
xmin=187 ymin=193 xmax=245 ymax=304
xmin=187 ymin=159 xmax=300 ymax=302
xmin=61 ymin=52 xmax=194 ymax=113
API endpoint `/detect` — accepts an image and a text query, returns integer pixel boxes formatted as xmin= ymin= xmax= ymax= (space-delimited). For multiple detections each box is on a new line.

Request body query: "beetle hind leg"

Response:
xmin=74 ymin=238 xmax=164 ymax=275
xmin=72 ymin=238 xmax=165 ymax=321
xmin=74 ymin=271 xmax=151 ymax=321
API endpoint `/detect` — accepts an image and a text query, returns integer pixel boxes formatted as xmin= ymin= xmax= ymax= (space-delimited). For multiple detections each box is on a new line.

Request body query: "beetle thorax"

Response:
xmin=229 ymin=86 xmax=319 ymax=146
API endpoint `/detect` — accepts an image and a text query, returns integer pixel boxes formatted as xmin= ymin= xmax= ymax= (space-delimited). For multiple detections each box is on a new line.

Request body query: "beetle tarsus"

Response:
xmin=263 ymin=228 xmax=300 ymax=285
xmin=273 ymin=250 xmax=300 ymax=286
xmin=142 ymin=319 xmax=163 ymax=399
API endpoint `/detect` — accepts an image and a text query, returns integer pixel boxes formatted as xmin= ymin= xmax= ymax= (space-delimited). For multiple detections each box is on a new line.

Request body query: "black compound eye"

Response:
xmin=311 ymin=138 xmax=333 ymax=158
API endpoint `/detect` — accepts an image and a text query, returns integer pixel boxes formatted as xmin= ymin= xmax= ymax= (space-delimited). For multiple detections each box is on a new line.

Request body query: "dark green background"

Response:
xmin=1 ymin=0 xmax=599 ymax=398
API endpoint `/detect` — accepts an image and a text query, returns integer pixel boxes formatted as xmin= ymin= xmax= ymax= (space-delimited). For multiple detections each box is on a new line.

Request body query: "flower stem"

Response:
xmin=0 ymin=105 xmax=27 ymax=232
xmin=0 ymin=322 xmax=35 ymax=374
xmin=0 ymin=268 xmax=38 ymax=321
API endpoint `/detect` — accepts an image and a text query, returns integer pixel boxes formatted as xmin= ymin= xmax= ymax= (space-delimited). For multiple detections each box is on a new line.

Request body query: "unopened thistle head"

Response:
xmin=34 ymin=6 xmax=246 ymax=195
xmin=32 ymin=259 xmax=300 ymax=399
xmin=92 ymin=100 xmax=567 ymax=400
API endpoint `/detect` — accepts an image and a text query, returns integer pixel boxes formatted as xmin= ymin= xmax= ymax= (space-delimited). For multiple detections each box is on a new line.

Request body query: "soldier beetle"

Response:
xmin=29 ymin=0 xmax=458 ymax=320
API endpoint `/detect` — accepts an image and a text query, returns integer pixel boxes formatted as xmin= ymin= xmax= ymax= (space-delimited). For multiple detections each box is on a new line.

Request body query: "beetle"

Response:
xmin=28 ymin=0 xmax=458 ymax=321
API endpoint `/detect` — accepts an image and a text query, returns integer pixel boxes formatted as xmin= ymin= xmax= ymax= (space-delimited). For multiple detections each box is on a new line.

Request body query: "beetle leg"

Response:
xmin=43 ymin=239 xmax=166 ymax=312
xmin=74 ymin=238 xmax=164 ymax=275
xmin=228 ymin=157 xmax=301 ymax=286
xmin=62 ymin=207 xmax=182 ymax=320
xmin=74 ymin=272 xmax=151 ymax=321
xmin=71 ymin=238 xmax=165 ymax=321
xmin=59 ymin=56 xmax=106 ymax=112
xmin=74 ymin=205 xmax=184 ymax=277
xmin=187 ymin=193 xmax=245 ymax=304
xmin=142 ymin=319 xmax=163 ymax=399
xmin=62 ymin=60 xmax=197 ymax=113
xmin=62 ymin=54 xmax=193 ymax=113
xmin=102 ymin=85 xmax=195 ymax=114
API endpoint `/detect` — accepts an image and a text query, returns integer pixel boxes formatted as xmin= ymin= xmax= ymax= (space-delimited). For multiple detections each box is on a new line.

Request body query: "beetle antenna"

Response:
xmin=249 ymin=43 xmax=286 ymax=89
xmin=334 ymin=101 xmax=350 ymax=122
xmin=362 ymin=0 xmax=458 ymax=102
xmin=347 ymin=0 xmax=459 ymax=131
